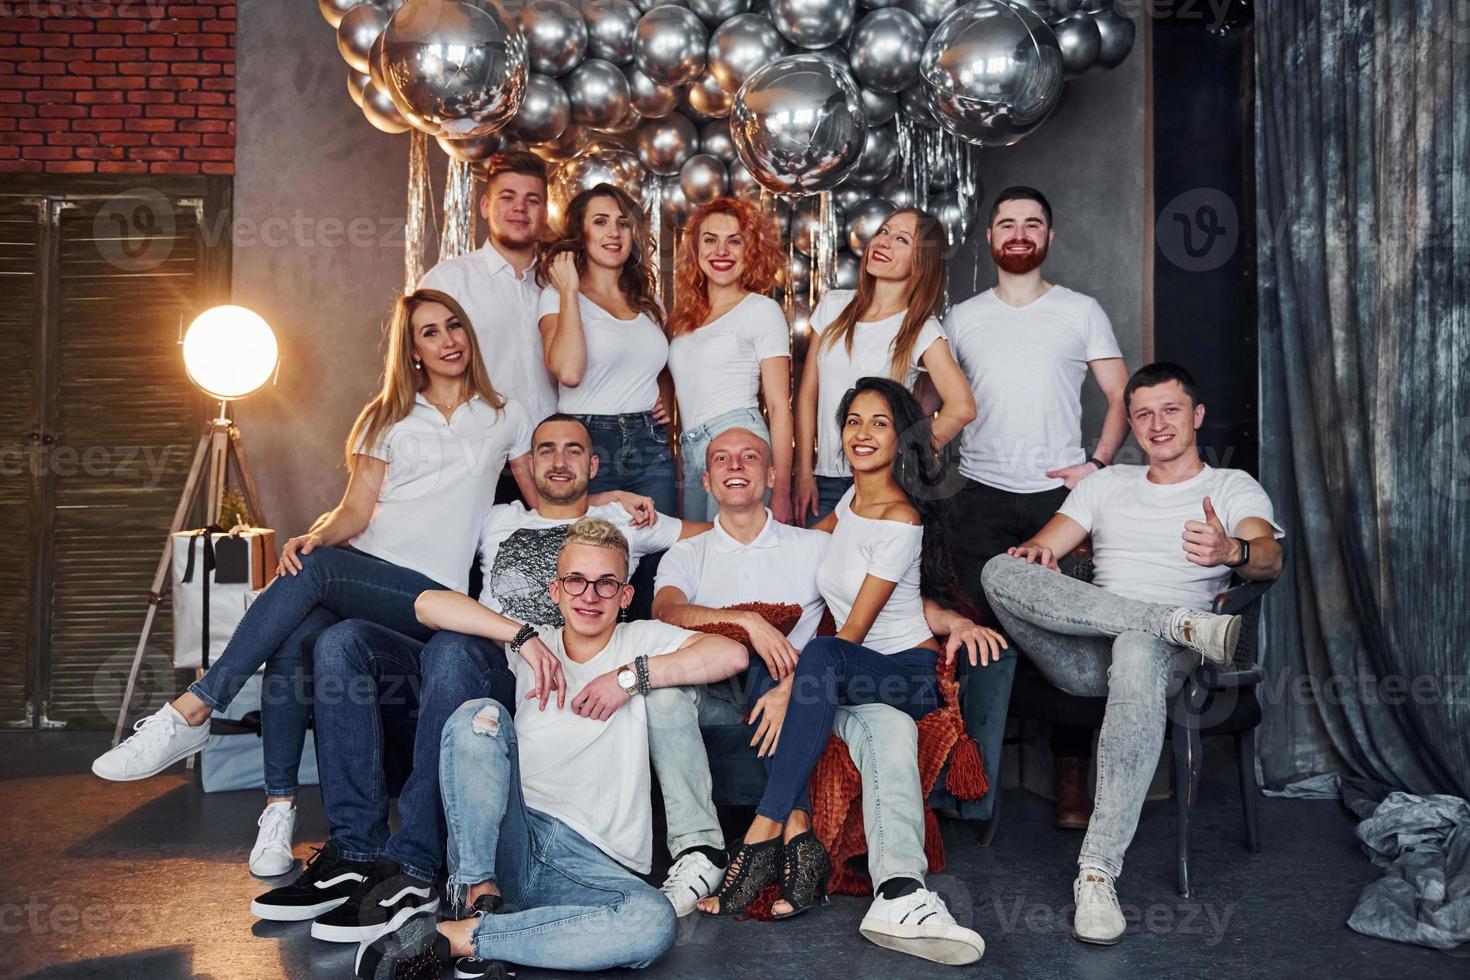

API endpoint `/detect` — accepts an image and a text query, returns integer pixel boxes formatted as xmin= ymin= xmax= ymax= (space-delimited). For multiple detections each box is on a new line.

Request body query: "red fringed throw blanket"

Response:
xmin=692 ymin=603 xmax=989 ymax=914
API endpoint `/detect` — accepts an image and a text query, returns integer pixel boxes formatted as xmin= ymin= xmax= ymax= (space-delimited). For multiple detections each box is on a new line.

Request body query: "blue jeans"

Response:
xmin=187 ymin=546 xmax=444 ymax=797
xmin=440 ymin=699 xmax=677 ymax=971
xmin=746 ymin=636 xmax=940 ymax=823
xmin=811 ymin=474 xmax=853 ymax=525
xmin=678 ymin=406 xmax=769 ymax=521
xmin=313 ymin=622 xmax=515 ymax=881
xmin=575 ymin=411 xmax=677 ymax=517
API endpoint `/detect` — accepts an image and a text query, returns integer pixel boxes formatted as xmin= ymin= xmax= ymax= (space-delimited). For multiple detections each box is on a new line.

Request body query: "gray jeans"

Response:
xmin=647 ymin=684 xmax=928 ymax=889
xmin=981 ymin=554 xmax=1197 ymax=880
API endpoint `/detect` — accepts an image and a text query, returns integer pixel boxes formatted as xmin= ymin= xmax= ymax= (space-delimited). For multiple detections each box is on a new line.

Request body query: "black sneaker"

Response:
xmin=451 ymin=895 xmax=517 ymax=980
xmin=312 ymin=857 xmax=440 ymax=943
xmin=250 ymin=842 xmax=373 ymax=922
xmin=355 ymin=912 xmax=449 ymax=980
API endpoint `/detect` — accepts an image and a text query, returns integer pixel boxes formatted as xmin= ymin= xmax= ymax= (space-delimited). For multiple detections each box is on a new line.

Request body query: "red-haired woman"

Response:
xmin=793 ymin=208 xmax=977 ymax=524
xmin=666 ymin=197 xmax=792 ymax=522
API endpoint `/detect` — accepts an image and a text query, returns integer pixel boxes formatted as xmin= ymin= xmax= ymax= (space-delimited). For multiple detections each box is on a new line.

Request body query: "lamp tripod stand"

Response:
xmin=111 ymin=400 xmax=268 ymax=747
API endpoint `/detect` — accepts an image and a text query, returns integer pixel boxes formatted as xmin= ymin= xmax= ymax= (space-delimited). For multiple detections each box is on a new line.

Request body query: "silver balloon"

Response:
xmin=859 ymin=0 xmax=901 ymax=6
xmin=898 ymin=80 xmax=939 ymax=128
xmin=635 ymin=0 xmax=688 ymax=10
xmin=381 ymin=0 xmax=529 ymax=138
xmin=623 ymin=63 xmax=680 ymax=117
xmin=1008 ymin=0 xmax=1055 ymax=16
xmin=361 ymin=79 xmax=412 ymax=133
xmin=565 ymin=58 xmax=633 ymax=129
xmin=730 ymin=53 xmax=868 ymax=195
xmin=550 ymin=148 xmax=646 ymax=219
xmin=599 ymin=102 xmax=645 ymax=133
xmin=584 ymin=0 xmax=641 ymax=64
xmin=348 ymin=68 xmax=372 ymax=107
xmin=321 ymin=0 xmax=372 ymax=29
xmin=662 ymin=176 xmax=695 ymax=225
xmin=806 ymin=44 xmax=852 ymax=78
xmin=845 ymin=196 xmax=893 ymax=253
xmin=791 ymin=196 xmax=842 ymax=254
xmin=728 ymin=157 xmax=761 ymax=197
xmin=699 ymin=118 xmax=737 ymax=162
xmin=369 ymin=28 xmax=390 ymax=91
xmin=780 ymin=250 xmax=810 ymax=293
xmin=438 ymin=129 xmax=514 ymax=161
xmin=635 ymin=4 xmax=708 ymax=86
xmin=848 ymin=7 xmax=924 ymax=94
xmin=688 ymin=0 xmax=751 ymax=26
xmin=519 ymin=0 xmax=588 ymax=77
xmin=901 ymin=0 xmax=957 ymax=28
xmin=1054 ymin=12 xmax=1100 ymax=77
xmin=510 ymin=72 xmax=572 ymax=142
xmin=832 ymin=182 xmax=868 ymax=212
xmin=1091 ymin=6 xmax=1135 ymax=70
xmin=708 ymin=13 xmax=789 ymax=93
xmin=835 ymin=249 xmax=860 ymax=287
xmin=847 ymin=121 xmax=897 ymax=186
xmin=859 ymin=87 xmax=897 ymax=125
xmin=877 ymin=171 xmax=916 ymax=208
xmin=636 ymin=112 xmax=698 ymax=175
xmin=687 ymin=71 xmax=734 ymax=117
xmin=337 ymin=3 xmax=388 ymax=74
xmin=770 ymin=0 xmax=856 ymax=49
xmin=535 ymin=120 xmax=589 ymax=161
xmin=679 ymin=152 xmax=728 ymax=205
xmin=1052 ymin=0 xmax=1086 ymax=14
xmin=920 ymin=0 xmax=1064 ymax=146
xmin=930 ymin=190 xmax=972 ymax=248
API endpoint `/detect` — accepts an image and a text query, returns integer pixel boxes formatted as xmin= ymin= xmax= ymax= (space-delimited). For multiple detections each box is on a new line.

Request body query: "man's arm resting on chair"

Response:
xmin=652 ymin=584 xmax=800 ymax=679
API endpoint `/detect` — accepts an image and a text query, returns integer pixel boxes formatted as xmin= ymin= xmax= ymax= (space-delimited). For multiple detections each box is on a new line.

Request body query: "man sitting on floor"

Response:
xmin=249 ymin=414 xmax=704 ymax=945
xmin=355 ymin=517 xmax=749 ymax=978
xmin=649 ymin=426 xmax=992 ymax=965
xmin=981 ymin=362 xmax=1283 ymax=946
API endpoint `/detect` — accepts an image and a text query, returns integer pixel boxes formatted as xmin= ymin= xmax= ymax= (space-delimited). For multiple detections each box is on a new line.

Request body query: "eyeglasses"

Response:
xmin=556 ymin=574 xmax=625 ymax=599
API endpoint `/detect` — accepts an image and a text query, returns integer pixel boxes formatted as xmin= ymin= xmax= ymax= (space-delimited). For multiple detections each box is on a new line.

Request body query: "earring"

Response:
xmin=619 ymin=606 xmax=628 ymax=623
xmin=412 ymin=358 xmax=422 ymax=370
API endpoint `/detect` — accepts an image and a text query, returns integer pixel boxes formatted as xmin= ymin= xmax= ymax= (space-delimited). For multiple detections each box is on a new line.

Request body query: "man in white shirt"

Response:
xmin=419 ymin=151 xmax=558 ymax=503
xmin=980 ymin=362 xmax=1284 ymax=947
xmin=649 ymin=427 xmax=988 ymax=966
xmin=356 ymin=518 xmax=748 ymax=978
xmin=943 ymin=185 xmax=1131 ymax=829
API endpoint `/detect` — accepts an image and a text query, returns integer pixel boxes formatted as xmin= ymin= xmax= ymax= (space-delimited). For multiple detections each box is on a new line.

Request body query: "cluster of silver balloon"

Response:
xmin=321 ymin=0 xmax=1135 ymax=302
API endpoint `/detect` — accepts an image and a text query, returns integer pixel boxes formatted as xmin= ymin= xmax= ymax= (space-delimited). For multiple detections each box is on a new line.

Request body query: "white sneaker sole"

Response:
xmin=660 ymin=891 xmax=707 ymax=918
xmin=250 ymin=895 xmax=348 ymax=922
xmin=859 ymin=916 xmax=985 ymax=965
xmin=313 ymin=899 xmax=439 ymax=944
xmin=1072 ymin=926 xmax=1124 ymax=946
xmin=250 ymin=852 xmax=296 ymax=879
xmin=91 ymin=736 xmax=208 ymax=781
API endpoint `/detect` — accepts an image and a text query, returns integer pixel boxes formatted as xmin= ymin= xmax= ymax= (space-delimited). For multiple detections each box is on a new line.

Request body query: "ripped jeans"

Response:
xmin=438 ymin=699 xmax=676 ymax=971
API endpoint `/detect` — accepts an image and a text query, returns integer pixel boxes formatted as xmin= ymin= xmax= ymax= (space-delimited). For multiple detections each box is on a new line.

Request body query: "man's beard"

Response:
xmin=992 ymin=239 xmax=1048 ymax=275
xmin=536 ymin=473 xmax=586 ymax=504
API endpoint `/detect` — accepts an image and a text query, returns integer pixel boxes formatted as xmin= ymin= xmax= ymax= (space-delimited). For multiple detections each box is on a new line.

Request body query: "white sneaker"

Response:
xmin=859 ymin=887 xmax=985 ymax=965
xmin=659 ymin=851 xmax=722 ymax=917
xmin=92 ymin=704 xmax=211 ymax=781
xmin=250 ymin=801 xmax=297 ymax=878
xmin=1072 ymin=870 xmax=1126 ymax=945
xmin=1169 ymin=609 xmax=1242 ymax=665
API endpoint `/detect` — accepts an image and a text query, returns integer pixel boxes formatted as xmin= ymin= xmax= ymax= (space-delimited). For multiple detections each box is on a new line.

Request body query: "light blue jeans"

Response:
xmin=647 ymin=683 xmax=928 ymax=889
xmin=439 ymin=699 xmax=676 ymax=971
xmin=981 ymin=554 xmax=1197 ymax=879
xmin=678 ymin=405 xmax=770 ymax=521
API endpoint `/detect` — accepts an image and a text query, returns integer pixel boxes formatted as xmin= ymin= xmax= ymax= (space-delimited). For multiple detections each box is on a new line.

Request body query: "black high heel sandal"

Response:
xmin=700 ymin=837 xmax=782 ymax=918
xmin=772 ymin=831 xmax=831 ymax=920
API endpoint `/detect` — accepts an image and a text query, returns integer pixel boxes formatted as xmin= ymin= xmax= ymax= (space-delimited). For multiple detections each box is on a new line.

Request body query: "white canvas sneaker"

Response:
xmin=91 ymin=704 xmax=211 ymax=781
xmin=858 ymin=887 xmax=985 ymax=965
xmin=1170 ymin=609 xmax=1242 ymax=665
xmin=1072 ymin=870 xmax=1126 ymax=945
xmin=659 ymin=851 xmax=722 ymax=917
xmin=250 ymin=801 xmax=297 ymax=878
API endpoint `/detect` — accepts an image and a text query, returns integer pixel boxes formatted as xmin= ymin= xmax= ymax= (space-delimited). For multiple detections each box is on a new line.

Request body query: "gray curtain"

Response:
xmin=1254 ymin=1 xmax=1469 ymax=796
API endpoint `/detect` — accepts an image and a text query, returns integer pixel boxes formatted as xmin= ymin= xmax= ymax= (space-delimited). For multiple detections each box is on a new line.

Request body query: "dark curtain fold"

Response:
xmin=1254 ymin=0 xmax=1470 ymax=795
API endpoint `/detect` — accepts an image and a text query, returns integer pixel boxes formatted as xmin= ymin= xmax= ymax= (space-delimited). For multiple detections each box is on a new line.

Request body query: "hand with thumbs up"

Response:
xmin=1182 ymin=495 xmax=1240 ymax=567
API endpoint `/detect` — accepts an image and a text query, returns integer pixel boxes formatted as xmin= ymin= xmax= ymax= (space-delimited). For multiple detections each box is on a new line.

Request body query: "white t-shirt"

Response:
xmin=477 ymin=501 xmax=683 ymax=626
xmin=667 ymin=293 xmax=790 ymax=430
xmin=809 ymin=289 xmax=946 ymax=477
xmin=1059 ymin=464 xmax=1284 ymax=610
xmin=514 ymin=619 xmax=696 ymax=873
xmin=943 ymin=285 xmax=1123 ymax=493
xmin=350 ymin=395 xmax=532 ymax=592
xmin=815 ymin=487 xmax=932 ymax=654
xmin=418 ymin=243 xmax=559 ymax=426
xmin=655 ymin=509 xmax=829 ymax=649
xmin=536 ymin=287 xmax=668 ymax=416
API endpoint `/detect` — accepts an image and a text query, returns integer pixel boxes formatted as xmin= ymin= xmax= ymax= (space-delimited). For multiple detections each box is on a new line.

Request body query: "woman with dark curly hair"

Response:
xmin=697 ymin=377 xmax=1004 ymax=960
xmin=537 ymin=184 xmax=677 ymax=514
xmin=666 ymin=197 xmax=792 ymax=522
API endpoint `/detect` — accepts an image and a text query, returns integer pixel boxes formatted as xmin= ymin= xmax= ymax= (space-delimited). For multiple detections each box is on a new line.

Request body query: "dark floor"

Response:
xmin=1 ymin=733 xmax=1463 ymax=980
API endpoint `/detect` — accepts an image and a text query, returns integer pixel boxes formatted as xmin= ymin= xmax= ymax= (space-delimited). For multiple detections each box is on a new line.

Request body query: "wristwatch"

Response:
xmin=616 ymin=665 xmax=639 ymax=696
xmin=1226 ymin=537 xmax=1250 ymax=569
xmin=1087 ymin=456 xmax=1107 ymax=469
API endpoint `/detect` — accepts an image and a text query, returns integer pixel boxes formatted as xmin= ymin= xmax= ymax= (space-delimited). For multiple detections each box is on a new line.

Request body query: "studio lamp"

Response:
xmin=113 ymin=304 xmax=280 ymax=746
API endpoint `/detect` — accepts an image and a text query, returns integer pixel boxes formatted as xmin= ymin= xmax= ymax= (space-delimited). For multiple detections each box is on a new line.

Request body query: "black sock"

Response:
xmin=877 ymin=877 xmax=922 ymax=900
xmin=678 ymin=845 xmax=727 ymax=869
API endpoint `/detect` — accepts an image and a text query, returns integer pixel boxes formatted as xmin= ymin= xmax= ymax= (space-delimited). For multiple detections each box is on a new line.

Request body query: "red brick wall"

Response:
xmin=0 ymin=2 xmax=236 ymax=175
